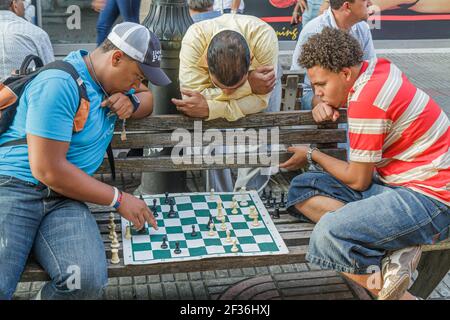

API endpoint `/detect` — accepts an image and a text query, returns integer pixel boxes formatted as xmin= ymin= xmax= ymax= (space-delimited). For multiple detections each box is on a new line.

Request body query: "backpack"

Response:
xmin=0 ymin=54 xmax=116 ymax=180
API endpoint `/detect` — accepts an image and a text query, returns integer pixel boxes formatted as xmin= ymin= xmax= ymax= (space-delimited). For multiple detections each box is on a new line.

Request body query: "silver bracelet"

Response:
xmin=306 ymin=145 xmax=319 ymax=166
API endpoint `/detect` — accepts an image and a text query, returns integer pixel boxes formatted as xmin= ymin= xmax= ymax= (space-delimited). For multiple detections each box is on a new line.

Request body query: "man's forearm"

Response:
xmin=231 ymin=0 xmax=241 ymax=11
xmin=131 ymin=90 xmax=153 ymax=119
xmin=42 ymin=161 xmax=116 ymax=206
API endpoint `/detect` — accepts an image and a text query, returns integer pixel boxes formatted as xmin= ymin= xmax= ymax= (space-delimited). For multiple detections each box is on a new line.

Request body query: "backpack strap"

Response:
xmin=0 ymin=60 xmax=89 ymax=148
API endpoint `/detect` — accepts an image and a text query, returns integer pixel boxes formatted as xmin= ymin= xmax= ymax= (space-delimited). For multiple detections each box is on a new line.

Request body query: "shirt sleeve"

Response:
xmin=361 ymin=23 xmax=376 ymax=60
xmin=36 ymin=31 xmax=55 ymax=65
xmin=348 ymin=101 xmax=389 ymax=163
xmin=25 ymin=70 xmax=79 ymax=142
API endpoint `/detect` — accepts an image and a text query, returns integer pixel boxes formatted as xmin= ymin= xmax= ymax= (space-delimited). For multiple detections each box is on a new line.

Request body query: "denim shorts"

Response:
xmin=287 ymin=171 xmax=450 ymax=274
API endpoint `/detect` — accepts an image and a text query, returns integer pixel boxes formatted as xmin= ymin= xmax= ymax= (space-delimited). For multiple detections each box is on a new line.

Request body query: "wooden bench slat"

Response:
xmin=118 ymin=110 xmax=347 ymax=131
xmin=110 ymin=128 xmax=347 ymax=149
xmin=96 ymin=149 xmax=347 ymax=173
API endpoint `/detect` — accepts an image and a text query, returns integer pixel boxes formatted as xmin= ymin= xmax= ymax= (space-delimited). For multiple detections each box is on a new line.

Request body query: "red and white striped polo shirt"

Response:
xmin=347 ymin=58 xmax=450 ymax=206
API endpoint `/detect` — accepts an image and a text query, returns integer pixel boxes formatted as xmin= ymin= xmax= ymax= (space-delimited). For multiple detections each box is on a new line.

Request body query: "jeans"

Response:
xmin=0 ymin=175 xmax=108 ymax=300
xmin=287 ymin=171 xmax=450 ymax=274
xmin=96 ymin=0 xmax=141 ymax=45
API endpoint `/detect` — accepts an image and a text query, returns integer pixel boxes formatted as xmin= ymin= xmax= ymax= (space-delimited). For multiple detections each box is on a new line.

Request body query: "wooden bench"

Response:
xmin=19 ymin=71 xmax=449 ymax=300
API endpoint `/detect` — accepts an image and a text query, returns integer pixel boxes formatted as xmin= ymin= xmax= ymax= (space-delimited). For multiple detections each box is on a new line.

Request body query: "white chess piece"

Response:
xmin=111 ymin=235 xmax=120 ymax=249
xmin=209 ymin=188 xmax=215 ymax=200
xmin=108 ymin=223 xmax=116 ymax=240
xmin=217 ymin=206 xmax=224 ymax=219
xmin=125 ymin=225 xmax=132 ymax=240
xmin=221 ymin=217 xmax=227 ymax=231
xmin=249 ymin=205 xmax=257 ymax=218
xmin=226 ymin=229 xmax=232 ymax=242
xmin=239 ymin=187 xmax=248 ymax=206
xmin=252 ymin=214 xmax=260 ymax=227
xmin=231 ymin=201 xmax=238 ymax=214
xmin=208 ymin=223 xmax=216 ymax=236
xmin=231 ymin=239 xmax=239 ymax=253
xmin=110 ymin=248 xmax=120 ymax=264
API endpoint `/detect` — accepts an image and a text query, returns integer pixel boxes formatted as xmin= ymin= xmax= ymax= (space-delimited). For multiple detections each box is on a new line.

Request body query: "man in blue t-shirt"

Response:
xmin=0 ymin=22 xmax=171 ymax=300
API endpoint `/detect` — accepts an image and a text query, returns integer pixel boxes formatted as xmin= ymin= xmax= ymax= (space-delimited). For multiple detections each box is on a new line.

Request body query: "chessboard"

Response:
xmin=121 ymin=190 xmax=289 ymax=265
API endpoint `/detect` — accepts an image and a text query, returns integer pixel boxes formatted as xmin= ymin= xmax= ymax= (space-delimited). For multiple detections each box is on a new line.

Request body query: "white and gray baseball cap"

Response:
xmin=107 ymin=22 xmax=171 ymax=86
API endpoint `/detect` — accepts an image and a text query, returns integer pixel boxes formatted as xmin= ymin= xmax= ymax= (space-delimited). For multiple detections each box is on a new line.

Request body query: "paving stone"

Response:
xmin=174 ymin=273 xmax=189 ymax=281
xmin=119 ymin=285 xmax=135 ymax=300
xmin=188 ymin=272 xmax=202 ymax=281
xmin=191 ymin=281 xmax=209 ymax=300
xmin=147 ymin=275 xmax=161 ymax=283
xmin=108 ymin=277 xmax=119 ymax=286
xmin=269 ymin=265 xmax=283 ymax=274
xmin=161 ymin=273 xmax=175 ymax=282
xmin=134 ymin=284 xmax=149 ymax=300
xmin=201 ymin=270 xmax=216 ymax=280
xmin=13 ymin=292 xmax=30 ymax=300
xmin=177 ymin=282 xmax=194 ymax=299
xmin=119 ymin=277 xmax=133 ymax=285
xmin=31 ymin=282 xmax=45 ymax=291
xmin=215 ymin=269 xmax=229 ymax=278
xmin=104 ymin=286 xmax=119 ymax=300
xmin=242 ymin=267 xmax=256 ymax=276
xmin=163 ymin=282 xmax=179 ymax=300
xmin=255 ymin=266 xmax=270 ymax=275
xmin=149 ymin=283 xmax=164 ymax=300
xmin=307 ymin=263 xmax=322 ymax=271
xmin=206 ymin=277 xmax=246 ymax=287
xmin=133 ymin=276 xmax=147 ymax=284
xmin=294 ymin=263 xmax=309 ymax=272
xmin=228 ymin=268 xmax=244 ymax=277
xmin=280 ymin=264 xmax=296 ymax=273
xmin=207 ymin=285 xmax=230 ymax=295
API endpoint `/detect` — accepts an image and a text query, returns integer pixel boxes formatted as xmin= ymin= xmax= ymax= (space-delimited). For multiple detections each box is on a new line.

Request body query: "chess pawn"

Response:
xmin=217 ymin=206 xmax=224 ymax=219
xmin=209 ymin=188 xmax=215 ymax=200
xmin=125 ymin=225 xmax=132 ymax=240
xmin=226 ymin=229 xmax=232 ymax=243
xmin=231 ymin=239 xmax=239 ymax=253
xmin=231 ymin=202 xmax=238 ymax=215
xmin=221 ymin=217 xmax=227 ymax=231
xmin=252 ymin=214 xmax=260 ymax=227
xmin=208 ymin=223 xmax=216 ymax=236
xmin=110 ymin=248 xmax=120 ymax=264
xmin=249 ymin=205 xmax=257 ymax=218
xmin=239 ymin=187 xmax=248 ymax=206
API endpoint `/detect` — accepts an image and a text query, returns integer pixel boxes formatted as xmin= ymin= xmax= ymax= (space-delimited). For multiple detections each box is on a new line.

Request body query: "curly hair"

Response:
xmin=299 ymin=27 xmax=363 ymax=73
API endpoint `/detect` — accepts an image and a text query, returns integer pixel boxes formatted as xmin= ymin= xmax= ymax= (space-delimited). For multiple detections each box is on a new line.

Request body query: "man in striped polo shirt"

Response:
xmin=281 ymin=27 xmax=449 ymax=300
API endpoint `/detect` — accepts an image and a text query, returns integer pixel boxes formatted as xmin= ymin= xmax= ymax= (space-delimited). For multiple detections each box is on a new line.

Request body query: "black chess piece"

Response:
xmin=272 ymin=206 xmax=280 ymax=219
xmin=272 ymin=197 xmax=277 ymax=208
xmin=261 ymin=189 xmax=267 ymax=201
xmin=139 ymin=194 xmax=144 ymax=200
xmin=266 ymin=197 xmax=272 ymax=208
xmin=161 ymin=236 xmax=168 ymax=249
xmin=208 ymin=214 xmax=214 ymax=227
xmin=281 ymin=192 xmax=286 ymax=208
xmin=269 ymin=190 xmax=273 ymax=200
xmin=168 ymin=203 xmax=177 ymax=218
xmin=138 ymin=224 xmax=147 ymax=234
xmin=164 ymin=192 xmax=169 ymax=204
xmin=174 ymin=241 xmax=181 ymax=254
xmin=152 ymin=198 xmax=159 ymax=217
xmin=191 ymin=225 xmax=197 ymax=237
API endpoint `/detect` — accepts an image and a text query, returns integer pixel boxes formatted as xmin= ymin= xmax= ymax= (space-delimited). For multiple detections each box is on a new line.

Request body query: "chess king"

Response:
xmin=0 ymin=23 xmax=169 ymax=300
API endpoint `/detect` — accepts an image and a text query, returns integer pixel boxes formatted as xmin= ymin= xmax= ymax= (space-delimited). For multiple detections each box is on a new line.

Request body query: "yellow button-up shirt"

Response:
xmin=179 ymin=14 xmax=279 ymax=122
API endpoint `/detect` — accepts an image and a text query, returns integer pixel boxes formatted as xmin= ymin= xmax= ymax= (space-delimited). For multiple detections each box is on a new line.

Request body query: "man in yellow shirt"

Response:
xmin=172 ymin=13 xmax=279 ymax=122
xmin=172 ymin=14 xmax=279 ymax=193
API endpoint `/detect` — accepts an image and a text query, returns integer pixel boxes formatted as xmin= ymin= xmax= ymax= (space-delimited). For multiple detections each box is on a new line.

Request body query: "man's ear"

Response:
xmin=111 ymin=50 xmax=125 ymax=67
xmin=341 ymin=67 xmax=352 ymax=81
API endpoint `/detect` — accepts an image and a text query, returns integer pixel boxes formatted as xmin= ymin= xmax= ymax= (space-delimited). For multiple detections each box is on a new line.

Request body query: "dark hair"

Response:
xmin=299 ymin=27 xmax=363 ymax=73
xmin=207 ymin=30 xmax=251 ymax=87
xmin=0 ymin=0 xmax=12 ymax=10
xmin=188 ymin=0 xmax=214 ymax=12
xmin=330 ymin=0 xmax=355 ymax=10
xmin=100 ymin=39 xmax=120 ymax=52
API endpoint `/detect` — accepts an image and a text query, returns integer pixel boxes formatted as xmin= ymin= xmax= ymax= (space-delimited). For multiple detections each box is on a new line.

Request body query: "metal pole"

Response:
xmin=137 ymin=0 xmax=193 ymax=194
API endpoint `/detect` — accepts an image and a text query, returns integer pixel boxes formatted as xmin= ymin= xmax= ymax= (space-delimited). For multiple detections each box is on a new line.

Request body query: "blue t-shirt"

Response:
xmin=0 ymin=50 xmax=116 ymax=184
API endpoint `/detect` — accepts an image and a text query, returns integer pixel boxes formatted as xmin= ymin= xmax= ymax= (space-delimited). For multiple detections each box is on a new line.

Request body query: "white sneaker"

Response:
xmin=378 ymin=246 xmax=422 ymax=300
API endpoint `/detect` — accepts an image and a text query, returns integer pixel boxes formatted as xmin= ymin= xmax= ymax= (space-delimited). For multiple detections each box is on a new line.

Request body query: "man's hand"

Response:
xmin=279 ymin=146 xmax=309 ymax=171
xmin=312 ymin=102 xmax=340 ymax=123
xmin=319 ymin=0 xmax=329 ymax=14
xmin=101 ymin=93 xmax=134 ymax=119
xmin=171 ymin=89 xmax=209 ymax=119
xmin=117 ymin=192 xmax=158 ymax=231
xmin=248 ymin=66 xmax=276 ymax=95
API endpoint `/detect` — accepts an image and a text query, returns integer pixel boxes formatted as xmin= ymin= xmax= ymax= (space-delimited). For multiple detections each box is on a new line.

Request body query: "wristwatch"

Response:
xmin=128 ymin=93 xmax=140 ymax=113
xmin=306 ymin=144 xmax=319 ymax=166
